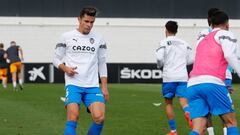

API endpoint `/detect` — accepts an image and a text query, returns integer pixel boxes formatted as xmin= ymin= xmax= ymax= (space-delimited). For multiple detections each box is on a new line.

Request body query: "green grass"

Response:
xmin=0 ymin=83 xmax=239 ymax=135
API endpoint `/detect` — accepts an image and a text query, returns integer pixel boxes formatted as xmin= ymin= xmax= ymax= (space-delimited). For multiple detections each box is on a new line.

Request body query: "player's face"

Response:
xmin=78 ymin=14 xmax=95 ymax=34
xmin=225 ymin=22 xmax=229 ymax=31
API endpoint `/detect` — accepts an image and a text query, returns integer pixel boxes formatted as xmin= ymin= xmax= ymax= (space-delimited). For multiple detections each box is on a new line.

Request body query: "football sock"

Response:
xmin=87 ymin=122 xmax=104 ymax=135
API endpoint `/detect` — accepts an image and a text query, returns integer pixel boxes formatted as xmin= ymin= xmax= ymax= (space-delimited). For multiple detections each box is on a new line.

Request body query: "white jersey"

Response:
xmin=196 ymin=27 xmax=212 ymax=45
xmin=188 ymin=28 xmax=240 ymax=86
xmin=155 ymin=36 xmax=193 ymax=82
xmin=226 ymin=66 xmax=233 ymax=80
xmin=53 ymin=29 xmax=107 ymax=87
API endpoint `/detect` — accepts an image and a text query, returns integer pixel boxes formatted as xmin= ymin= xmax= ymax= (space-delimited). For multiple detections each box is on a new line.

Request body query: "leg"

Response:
xmin=18 ymin=72 xmax=23 ymax=90
xmin=0 ymin=69 xmax=7 ymax=88
xmin=2 ymin=76 xmax=7 ymax=88
xmin=87 ymin=102 xmax=105 ymax=135
xmin=64 ymin=85 xmax=83 ymax=135
xmin=165 ymin=98 xmax=177 ymax=135
xmin=190 ymin=117 xmax=207 ymax=135
xmin=17 ymin=62 xmax=23 ymax=90
xmin=64 ymin=103 xmax=79 ymax=135
xmin=178 ymin=97 xmax=193 ymax=129
xmin=11 ymin=72 xmax=17 ymax=90
xmin=206 ymin=114 xmax=214 ymax=135
xmin=187 ymin=84 xmax=212 ymax=135
xmin=207 ymin=84 xmax=238 ymax=135
xmin=162 ymin=82 xmax=178 ymax=135
xmin=10 ymin=63 xmax=17 ymax=90
xmin=220 ymin=112 xmax=239 ymax=135
xmin=165 ymin=98 xmax=174 ymax=120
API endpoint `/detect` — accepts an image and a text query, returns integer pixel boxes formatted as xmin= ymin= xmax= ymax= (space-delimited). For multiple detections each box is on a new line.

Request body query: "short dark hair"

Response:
xmin=211 ymin=10 xmax=229 ymax=26
xmin=0 ymin=43 xmax=4 ymax=48
xmin=80 ymin=6 xmax=98 ymax=18
xmin=10 ymin=41 xmax=16 ymax=44
xmin=207 ymin=8 xmax=219 ymax=26
xmin=165 ymin=21 xmax=178 ymax=34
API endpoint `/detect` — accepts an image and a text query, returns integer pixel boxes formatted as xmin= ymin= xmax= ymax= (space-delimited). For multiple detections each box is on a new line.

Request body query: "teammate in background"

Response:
xmin=188 ymin=11 xmax=240 ymax=135
xmin=53 ymin=6 xmax=109 ymax=135
xmin=6 ymin=41 xmax=24 ymax=91
xmin=156 ymin=21 xmax=194 ymax=135
xmin=0 ymin=43 xmax=8 ymax=88
xmin=197 ymin=8 xmax=235 ymax=135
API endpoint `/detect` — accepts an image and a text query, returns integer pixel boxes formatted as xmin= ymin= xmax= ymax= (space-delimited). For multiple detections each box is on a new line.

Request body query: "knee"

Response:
xmin=224 ymin=117 xmax=237 ymax=127
xmin=92 ymin=113 xmax=105 ymax=124
xmin=67 ymin=109 xmax=79 ymax=121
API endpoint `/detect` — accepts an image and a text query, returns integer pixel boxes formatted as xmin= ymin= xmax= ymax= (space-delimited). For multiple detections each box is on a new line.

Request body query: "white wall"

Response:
xmin=0 ymin=17 xmax=239 ymax=63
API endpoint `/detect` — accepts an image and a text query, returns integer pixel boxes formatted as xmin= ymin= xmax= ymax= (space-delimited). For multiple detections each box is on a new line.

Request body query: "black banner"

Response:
xmin=23 ymin=63 xmax=51 ymax=83
xmin=118 ymin=63 xmax=162 ymax=83
xmin=10 ymin=63 xmax=239 ymax=84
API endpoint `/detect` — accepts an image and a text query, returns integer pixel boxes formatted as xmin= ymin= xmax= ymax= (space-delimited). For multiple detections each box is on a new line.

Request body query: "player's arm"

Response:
xmin=98 ymin=39 xmax=109 ymax=102
xmin=218 ymin=31 xmax=240 ymax=77
xmin=155 ymin=41 xmax=165 ymax=68
xmin=18 ymin=47 xmax=24 ymax=61
xmin=3 ymin=52 xmax=7 ymax=59
xmin=53 ymin=36 xmax=78 ymax=76
xmin=186 ymin=44 xmax=194 ymax=65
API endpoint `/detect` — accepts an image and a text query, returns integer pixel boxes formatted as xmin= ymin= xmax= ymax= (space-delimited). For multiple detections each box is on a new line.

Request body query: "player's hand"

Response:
xmin=101 ymin=87 xmax=109 ymax=102
xmin=227 ymin=86 xmax=235 ymax=94
xmin=65 ymin=66 xmax=78 ymax=77
xmin=6 ymin=59 xmax=10 ymax=63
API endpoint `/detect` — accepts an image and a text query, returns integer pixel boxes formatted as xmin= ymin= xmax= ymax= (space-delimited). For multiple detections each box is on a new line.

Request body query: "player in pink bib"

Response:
xmin=188 ymin=11 xmax=240 ymax=135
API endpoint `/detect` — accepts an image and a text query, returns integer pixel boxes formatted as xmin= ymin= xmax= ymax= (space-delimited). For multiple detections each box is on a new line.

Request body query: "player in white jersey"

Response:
xmin=197 ymin=8 xmax=235 ymax=135
xmin=53 ymin=6 xmax=108 ymax=135
xmin=156 ymin=21 xmax=194 ymax=135
xmin=188 ymin=11 xmax=240 ymax=135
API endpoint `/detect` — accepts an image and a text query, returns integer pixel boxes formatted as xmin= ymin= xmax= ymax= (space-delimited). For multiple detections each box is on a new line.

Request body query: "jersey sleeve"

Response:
xmin=53 ymin=34 xmax=66 ymax=68
xmin=186 ymin=43 xmax=194 ymax=65
xmin=155 ymin=40 xmax=166 ymax=68
xmin=197 ymin=29 xmax=209 ymax=45
xmin=98 ymin=38 xmax=107 ymax=77
xmin=217 ymin=30 xmax=240 ymax=77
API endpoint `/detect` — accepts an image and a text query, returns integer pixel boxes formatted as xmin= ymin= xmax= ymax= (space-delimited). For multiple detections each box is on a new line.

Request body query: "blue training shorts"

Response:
xmin=225 ymin=79 xmax=234 ymax=105
xmin=187 ymin=83 xmax=234 ymax=120
xmin=225 ymin=79 xmax=232 ymax=87
xmin=65 ymin=85 xmax=105 ymax=107
xmin=162 ymin=82 xmax=187 ymax=99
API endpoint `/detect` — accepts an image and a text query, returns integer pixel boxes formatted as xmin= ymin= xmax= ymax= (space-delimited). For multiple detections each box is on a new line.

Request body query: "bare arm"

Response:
xmin=19 ymin=48 xmax=24 ymax=61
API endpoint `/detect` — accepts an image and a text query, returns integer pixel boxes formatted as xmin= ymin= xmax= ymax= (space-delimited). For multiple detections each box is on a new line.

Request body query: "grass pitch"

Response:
xmin=0 ymin=83 xmax=239 ymax=135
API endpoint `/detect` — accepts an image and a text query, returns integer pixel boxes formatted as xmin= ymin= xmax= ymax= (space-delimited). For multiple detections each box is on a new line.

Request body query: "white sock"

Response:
xmin=223 ymin=127 xmax=227 ymax=135
xmin=13 ymin=81 xmax=17 ymax=88
xmin=207 ymin=127 xmax=214 ymax=135
xmin=3 ymin=84 xmax=7 ymax=88
xmin=19 ymin=79 xmax=23 ymax=85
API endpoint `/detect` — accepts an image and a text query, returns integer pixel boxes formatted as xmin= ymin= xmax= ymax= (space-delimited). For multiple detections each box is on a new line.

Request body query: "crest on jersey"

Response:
xmin=89 ymin=38 xmax=95 ymax=44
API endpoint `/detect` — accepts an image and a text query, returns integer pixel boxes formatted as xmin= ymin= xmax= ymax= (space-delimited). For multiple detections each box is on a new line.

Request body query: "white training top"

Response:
xmin=53 ymin=29 xmax=107 ymax=87
xmin=188 ymin=28 xmax=240 ymax=86
xmin=156 ymin=36 xmax=194 ymax=82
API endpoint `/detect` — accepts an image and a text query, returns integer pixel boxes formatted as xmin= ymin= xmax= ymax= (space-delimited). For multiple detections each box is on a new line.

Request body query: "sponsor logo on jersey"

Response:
xmin=72 ymin=45 xmax=96 ymax=53
xmin=120 ymin=67 xmax=162 ymax=79
xmin=72 ymin=38 xmax=78 ymax=42
xmin=89 ymin=38 xmax=95 ymax=44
